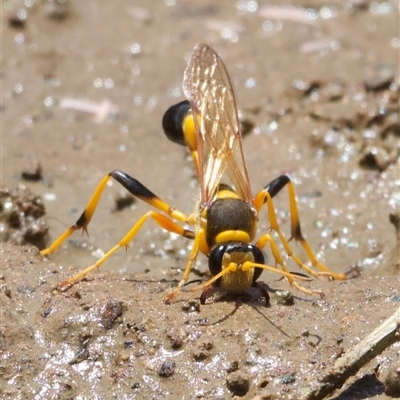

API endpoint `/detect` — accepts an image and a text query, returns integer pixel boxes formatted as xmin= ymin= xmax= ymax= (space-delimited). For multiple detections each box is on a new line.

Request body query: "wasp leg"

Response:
xmin=255 ymin=234 xmax=323 ymax=297
xmin=164 ymin=228 xmax=205 ymax=304
xmin=253 ymin=175 xmax=346 ymax=281
xmin=57 ymin=210 xmax=195 ymax=290
xmin=40 ymin=170 xmax=196 ymax=257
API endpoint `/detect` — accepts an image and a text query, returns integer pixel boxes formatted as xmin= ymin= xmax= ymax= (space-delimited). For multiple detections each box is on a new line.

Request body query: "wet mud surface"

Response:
xmin=2 ymin=0 xmax=400 ymax=399
xmin=1 ymin=243 xmax=400 ymax=399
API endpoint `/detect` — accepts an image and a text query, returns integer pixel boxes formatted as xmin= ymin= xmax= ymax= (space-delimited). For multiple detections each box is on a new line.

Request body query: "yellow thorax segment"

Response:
xmin=216 ymin=190 xmax=240 ymax=200
xmin=215 ymin=230 xmax=250 ymax=244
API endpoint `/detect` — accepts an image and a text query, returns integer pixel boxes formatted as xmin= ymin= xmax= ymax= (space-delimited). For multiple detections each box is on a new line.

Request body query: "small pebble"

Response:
xmin=41 ymin=308 xmax=52 ymax=318
xmin=226 ymin=360 xmax=239 ymax=373
xmin=359 ymin=146 xmax=391 ymax=171
xmin=364 ymin=73 xmax=393 ymax=92
xmin=281 ymin=372 xmax=295 ymax=384
xmin=384 ymin=363 xmax=400 ymax=396
xmin=226 ymin=371 xmax=250 ymax=396
xmin=158 ymin=360 xmax=176 ymax=377
xmin=193 ymin=349 xmax=210 ymax=361
xmin=131 ymin=382 xmax=140 ymax=389
xmin=101 ymin=300 xmax=124 ymax=329
xmin=169 ymin=334 xmax=184 ymax=349
xmin=8 ymin=12 xmax=27 ymax=29
xmin=274 ymin=290 xmax=294 ymax=306
xmin=21 ymin=162 xmax=43 ymax=182
xmin=181 ymin=300 xmax=200 ymax=312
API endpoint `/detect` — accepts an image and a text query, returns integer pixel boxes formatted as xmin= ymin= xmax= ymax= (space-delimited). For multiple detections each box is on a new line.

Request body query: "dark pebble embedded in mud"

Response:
xmin=69 ymin=332 xmax=91 ymax=366
xmin=226 ymin=371 xmax=250 ymax=396
xmin=201 ymin=340 xmax=213 ymax=351
xmin=192 ymin=339 xmax=214 ymax=361
xmin=384 ymin=363 xmax=400 ymax=396
xmin=240 ymin=118 xmax=255 ymax=137
xmin=364 ymin=73 xmax=394 ymax=92
xmin=69 ymin=347 xmax=89 ymax=365
xmin=126 ymin=321 xmax=146 ymax=332
xmin=226 ymin=360 xmax=239 ymax=373
xmin=169 ymin=334 xmax=184 ymax=349
xmin=21 ymin=162 xmax=43 ymax=182
xmin=389 ymin=211 xmax=400 ymax=233
xmin=291 ymin=79 xmax=322 ymax=98
xmin=181 ymin=300 xmax=201 ymax=312
xmin=0 ymin=186 xmax=49 ymax=249
xmin=131 ymin=382 xmax=140 ymax=389
xmin=8 ymin=12 xmax=27 ymax=29
xmin=2 ymin=285 xmax=11 ymax=299
xmin=101 ymin=300 xmax=124 ymax=329
xmin=158 ymin=360 xmax=176 ymax=377
xmin=359 ymin=147 xmax=393 ymax=171
xmin=41 ymin=307 xmax=52 ymax=318
xmin=281 ymin=372 xmax=296 ymax=384
xmin=193 ymin=348 xmax=210 ymax=361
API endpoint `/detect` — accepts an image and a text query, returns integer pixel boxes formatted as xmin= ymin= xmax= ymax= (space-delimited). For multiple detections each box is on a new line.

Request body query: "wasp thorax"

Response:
xmin=206 ymin=198 xmax=258 ymax=248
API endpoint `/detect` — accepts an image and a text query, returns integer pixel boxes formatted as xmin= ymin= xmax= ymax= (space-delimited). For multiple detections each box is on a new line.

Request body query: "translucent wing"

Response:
xmin=183 ymin=43 xmax=252 ymax=206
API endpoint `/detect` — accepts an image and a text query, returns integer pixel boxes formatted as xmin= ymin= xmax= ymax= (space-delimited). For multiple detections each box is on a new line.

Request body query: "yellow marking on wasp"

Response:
xmin=216 ymin=190 xmax=240 ymax=200
xmin=198 ymin=229 xmax=210 ymax=255
xmin=221 ymin=262 xmax=255 ymax=293
xmin=182 ymin=114 xmax=197 ymax=152
xmin=215 ymin=230 xmax=250 ymax=244
xmin=183 ymin=114 xmax=201 ymax=176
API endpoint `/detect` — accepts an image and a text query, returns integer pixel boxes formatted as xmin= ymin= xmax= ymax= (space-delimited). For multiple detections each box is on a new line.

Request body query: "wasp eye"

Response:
xmin=249 ymin=245 xmax=265 ymax=283
xmin=250 ymin=245 xmax=265 ymax=265
xmin=208 ymin=245 xmax=226 ymax=276
xmin=162 ymin=100 xmax=191 ymax=146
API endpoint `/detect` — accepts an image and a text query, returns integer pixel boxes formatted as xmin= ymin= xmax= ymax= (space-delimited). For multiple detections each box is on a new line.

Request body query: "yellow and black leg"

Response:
xmin=58 ymin=210 xmax=195 ymax=290
xmin=255 ymin=233 xmax=323 ymax=297
xmin=253 ymin=175 xmax=346 ymax=281
xmin=40 ymin=169 xmax=196 ymax=289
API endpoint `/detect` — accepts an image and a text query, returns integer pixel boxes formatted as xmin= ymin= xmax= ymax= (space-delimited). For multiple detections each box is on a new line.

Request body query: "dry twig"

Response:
xmin=305 ymin=305 xmax=400 ymax=400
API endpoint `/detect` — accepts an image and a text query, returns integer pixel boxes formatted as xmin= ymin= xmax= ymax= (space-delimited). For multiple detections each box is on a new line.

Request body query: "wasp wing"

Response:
xmin=183 ymin=43 xmax=252 ymax=206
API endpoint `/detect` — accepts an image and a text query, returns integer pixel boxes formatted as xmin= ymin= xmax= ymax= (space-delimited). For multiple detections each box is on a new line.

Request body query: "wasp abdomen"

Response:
xmin=162 ymin=100 xmax=191 ymax=146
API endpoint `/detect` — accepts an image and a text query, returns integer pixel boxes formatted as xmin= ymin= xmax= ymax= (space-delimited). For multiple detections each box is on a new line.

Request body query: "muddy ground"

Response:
xmin=1 ymin=0 xmax=399 ymax=399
